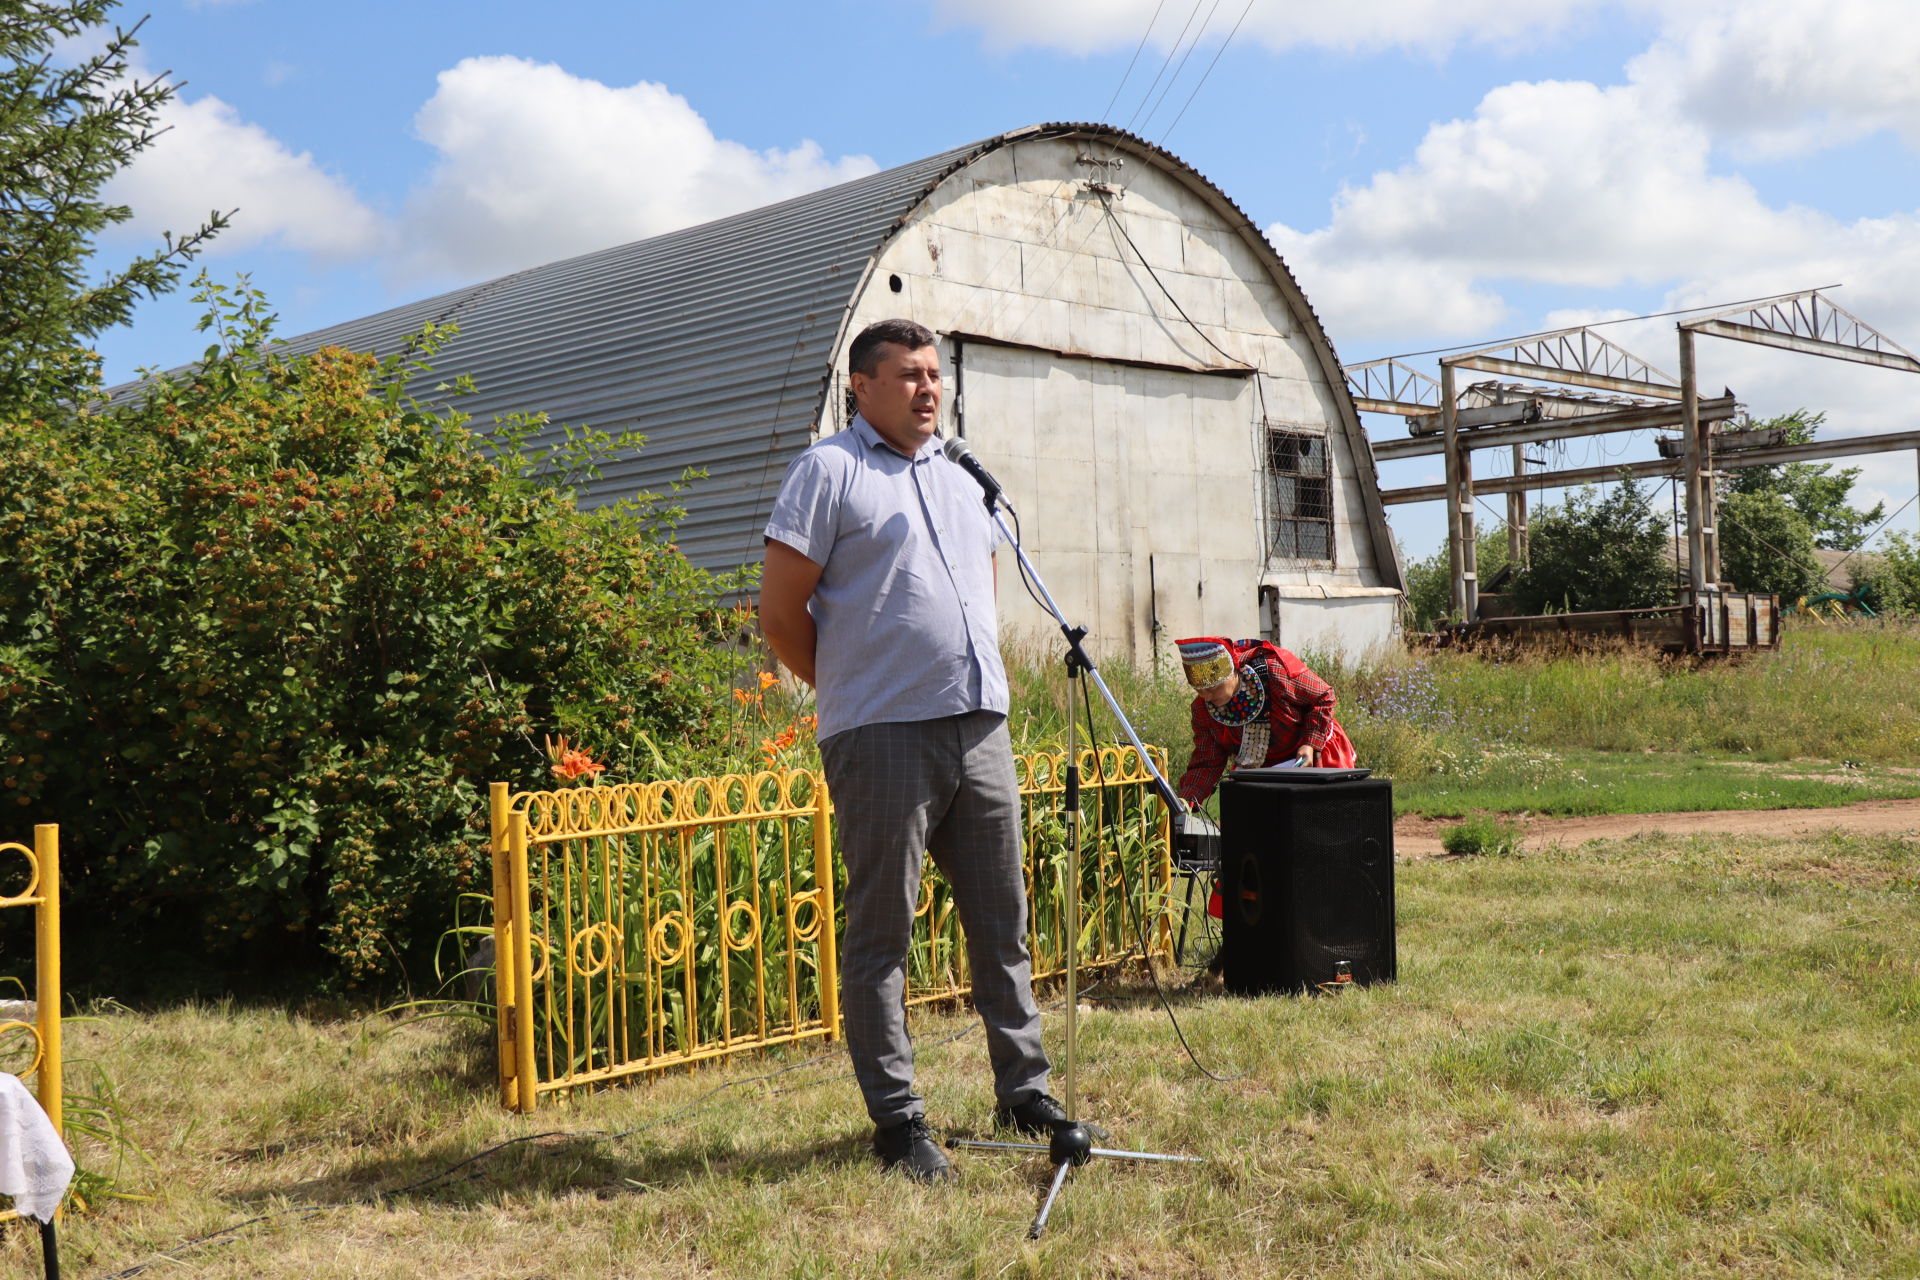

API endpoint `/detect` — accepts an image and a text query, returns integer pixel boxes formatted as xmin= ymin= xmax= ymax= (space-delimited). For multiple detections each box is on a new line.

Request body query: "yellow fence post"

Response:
xmin=488 ymin=783 xmax=519 ymax=1112
xmin=508 ymin=807 xmax=539 ymax=1114
xmin=812 ymin=775 xmax=839 ymax=1040
xmin=1152 ymin=784 xmax=1174 ymax=964
xmin=34 ymin=824 xmax=60 ymax=1136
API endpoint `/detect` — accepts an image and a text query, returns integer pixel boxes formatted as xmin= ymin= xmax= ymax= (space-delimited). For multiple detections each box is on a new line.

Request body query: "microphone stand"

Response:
xmin=945 ymin=483 xmax=1202 ymax=1239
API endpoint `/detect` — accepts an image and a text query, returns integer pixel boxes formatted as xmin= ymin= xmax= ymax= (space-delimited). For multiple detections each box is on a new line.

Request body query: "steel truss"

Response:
xmin=1349 ymin=288 xmax=1920 ymax=622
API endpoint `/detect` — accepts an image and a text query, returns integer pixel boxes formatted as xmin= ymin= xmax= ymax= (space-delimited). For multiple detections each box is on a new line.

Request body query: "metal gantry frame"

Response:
xmin=1435 ymin=326 xmax=1683 ymax=620
xmin=1675 ymin=291 xmax=1920 ymax=599
xmin=1349 ymin=289 xmax=1920 ymax=622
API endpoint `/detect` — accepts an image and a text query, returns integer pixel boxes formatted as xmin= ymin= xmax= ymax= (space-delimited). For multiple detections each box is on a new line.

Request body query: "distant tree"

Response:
xmin=1726 ymin=410 xmax=1884 ymax=550
xmin=1506 ymin=479 xmax=1670 ymax=614
xmin=1400 ymin=525 xmax=1511 ymax=630
xmin=1852 ymin=532 xmax=1920 ymax=614
xmin=1718 ymin=490 xmax=1824 ymax=600
xmin=0 ymin=0 xmax=224 ymax=413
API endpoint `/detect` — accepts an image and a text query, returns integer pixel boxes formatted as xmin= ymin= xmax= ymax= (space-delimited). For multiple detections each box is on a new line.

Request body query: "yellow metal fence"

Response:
xmin=0 ymin=825 xmax=61 ymax=1224
xmin=491 ymin=749 xmax=1171 ymax=1112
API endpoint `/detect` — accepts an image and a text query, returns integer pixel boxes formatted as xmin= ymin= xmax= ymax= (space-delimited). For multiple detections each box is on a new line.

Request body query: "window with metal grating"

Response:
xmin=1265 ymin=425 xmax=1334 ymax=565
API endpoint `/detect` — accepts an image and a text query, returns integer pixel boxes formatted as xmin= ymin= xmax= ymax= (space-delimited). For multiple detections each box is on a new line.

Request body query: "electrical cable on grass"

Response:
xmin=1076 ymin=678 xmax=1247 ymax=1084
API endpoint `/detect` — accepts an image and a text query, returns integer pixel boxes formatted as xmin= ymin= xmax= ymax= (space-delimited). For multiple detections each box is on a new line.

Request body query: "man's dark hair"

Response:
xmin=849 ymin=318 xmax=937 ymax=376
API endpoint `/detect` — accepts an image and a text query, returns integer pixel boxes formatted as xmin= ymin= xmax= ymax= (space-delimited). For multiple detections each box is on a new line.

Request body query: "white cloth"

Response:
xmin=0 ymin=1072 xmax=72 ymax=1223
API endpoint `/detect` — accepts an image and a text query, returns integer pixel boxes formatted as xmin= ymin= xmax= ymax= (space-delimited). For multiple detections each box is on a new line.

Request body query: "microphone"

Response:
xmin=941 ymin=435 xmax=1006 ymax=510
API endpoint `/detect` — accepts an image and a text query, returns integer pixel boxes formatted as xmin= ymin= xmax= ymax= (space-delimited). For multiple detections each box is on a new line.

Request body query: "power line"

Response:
xmin=1136 ymin=0 xmax=1224 ymax=137
xmin=1097 ymin=195 xmax=1242 ymax=368
xmin=1818 ymin=491 xmax=1920 ymax=585
xmin=1100 ymin=0 xmax=1170 ymax=123
xmin=1159 ymin=0 xmax=1257 ymax=144
xmin=1122 ymin=0 xmax=1209 ymax=135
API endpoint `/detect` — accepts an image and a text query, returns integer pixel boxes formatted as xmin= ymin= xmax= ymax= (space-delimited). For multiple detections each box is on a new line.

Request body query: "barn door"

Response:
xmin=956 ymin=340 xmax=1260 ymax=664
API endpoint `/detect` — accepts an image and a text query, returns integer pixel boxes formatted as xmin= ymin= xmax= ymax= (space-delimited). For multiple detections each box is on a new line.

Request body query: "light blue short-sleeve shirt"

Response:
xmin=764 ymin=414 xmax=1009 ymax=742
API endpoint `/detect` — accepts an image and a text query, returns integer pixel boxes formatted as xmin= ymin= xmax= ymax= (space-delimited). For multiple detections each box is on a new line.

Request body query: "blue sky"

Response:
xmin=88 ymin=0 xmax=1920 ymax=562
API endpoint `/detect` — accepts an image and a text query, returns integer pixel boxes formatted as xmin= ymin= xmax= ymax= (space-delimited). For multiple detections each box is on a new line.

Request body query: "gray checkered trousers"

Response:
xmin=818 ymin=710 xmax=1051 ymax=1127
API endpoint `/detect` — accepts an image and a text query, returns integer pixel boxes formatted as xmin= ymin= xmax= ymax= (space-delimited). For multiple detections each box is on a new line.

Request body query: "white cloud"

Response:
xmin=934 ymin=0 xmax=1621 ymax=57
xmin=400 ymin=56 xmax=878 ymax=280
xmin=1265 ymin=225 xmax=1508 ymax=341
xmin=1265 ymin=64 xmax=1920 ymax=344
xmin=1264 ymin=75 xmax=1819 ymax=341
xmin=106 ymin=91 xmax=383 ymax=257
xmin=1261 ymin=13 xmax=1920 ymax=545
xmin=1631 ymin=0 xmax=1920 ymax=158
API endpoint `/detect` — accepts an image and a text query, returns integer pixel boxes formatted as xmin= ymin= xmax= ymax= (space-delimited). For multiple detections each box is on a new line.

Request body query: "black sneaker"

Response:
xmin=872 ymin=1116 xmax=954 ymax=1183
xmin=993 ymin=1091 xmax=1070 ymax=1138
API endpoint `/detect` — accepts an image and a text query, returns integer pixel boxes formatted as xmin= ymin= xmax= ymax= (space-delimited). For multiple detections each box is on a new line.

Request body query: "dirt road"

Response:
xmin=1394 ymin=797 xmax=1920 ymax=858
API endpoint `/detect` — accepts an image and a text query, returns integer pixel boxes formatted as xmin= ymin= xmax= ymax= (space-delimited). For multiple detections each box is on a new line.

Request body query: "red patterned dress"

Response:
xmin=1174 ymin=639 xmax=1357 ymax=807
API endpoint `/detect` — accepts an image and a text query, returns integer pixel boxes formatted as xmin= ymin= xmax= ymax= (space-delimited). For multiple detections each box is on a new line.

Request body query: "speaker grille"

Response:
xmin=1296 ymin=836 xmax=1387 ymax=960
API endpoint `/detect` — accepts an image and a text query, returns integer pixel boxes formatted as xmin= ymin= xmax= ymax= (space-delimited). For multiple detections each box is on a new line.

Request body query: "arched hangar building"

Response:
xmin=276 ymin=123 xmax=1405 ymax=660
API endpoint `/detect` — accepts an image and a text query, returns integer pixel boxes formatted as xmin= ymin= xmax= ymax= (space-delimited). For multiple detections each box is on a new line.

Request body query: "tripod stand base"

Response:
xmin=948 ymin=1131 xmax=1203 ymax=1241
xmin=1030 ymin=1159 xmax=1074 ymax=1239
xmin=948 ymin=1136 xmax=1204 ymax=1165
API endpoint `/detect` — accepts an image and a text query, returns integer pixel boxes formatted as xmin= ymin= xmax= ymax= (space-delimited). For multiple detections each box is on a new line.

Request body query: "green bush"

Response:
xmin=1440 ymin=814 xmax=1525 ymax=856
xmin=1726 ymin=409 xmax=1883 ymax=551
xmin=0 ymin=284 xmax=747 ymax=988
xmin=1720 ymin=489 xmax=1824 ymax=600
xmin=1507 ymin=480 xmax=1671 ymax=615
xmin=1854 ymin=532 xmax=1920 ymax=615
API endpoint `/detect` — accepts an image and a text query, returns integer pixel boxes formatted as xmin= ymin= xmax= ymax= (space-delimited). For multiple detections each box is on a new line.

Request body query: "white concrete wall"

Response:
xmin=956 ymin=342 xmax=1261 ymax=660
xmin=1270 ymin=592 xmax=1404 ymax=662
xmin=830 ymin=134 xmax=1399 ymax=663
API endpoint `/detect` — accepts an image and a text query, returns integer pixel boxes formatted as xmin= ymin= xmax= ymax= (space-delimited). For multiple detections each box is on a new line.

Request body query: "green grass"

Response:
xmin=13 ymin=826 xmax=1919 ymax=1278
xmin=1395 ymin=748 xmax=1920 ymax=818
xmin=1328 ymin=617 xmax=1920 ymax=768
xmin=997 ymin=619 xmax=1920 ymax=821
xmin=1439 ymin=813 xmax=1526 ymax=855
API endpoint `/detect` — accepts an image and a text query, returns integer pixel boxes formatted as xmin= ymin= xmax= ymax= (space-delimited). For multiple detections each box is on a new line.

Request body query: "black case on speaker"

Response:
xmin=1218 ymin=774 xmax=1396 ymax=995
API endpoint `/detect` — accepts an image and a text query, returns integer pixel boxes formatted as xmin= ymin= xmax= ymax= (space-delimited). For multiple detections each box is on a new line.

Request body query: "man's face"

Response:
xmin=1199 ymin=670 xmax=1240 ymax=708
xmin=851 ymin=342 xmax=942 ymax=455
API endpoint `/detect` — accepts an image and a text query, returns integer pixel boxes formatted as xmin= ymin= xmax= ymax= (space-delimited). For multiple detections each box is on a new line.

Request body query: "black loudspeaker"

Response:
xmin=1218 ymin=775 xmax=1396 ymax=994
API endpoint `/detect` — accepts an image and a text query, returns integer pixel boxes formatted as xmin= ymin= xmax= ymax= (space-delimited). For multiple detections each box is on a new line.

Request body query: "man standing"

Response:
xmin=760 ymin=318 xmax=1062 ymax=1183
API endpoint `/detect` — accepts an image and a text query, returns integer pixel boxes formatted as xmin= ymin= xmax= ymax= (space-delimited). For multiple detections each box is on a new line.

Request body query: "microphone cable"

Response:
xmin=1076 ymin=667 xmax=1246 ymax=1084
xmin=992 ymin=492 xmax=1241 ymax=1078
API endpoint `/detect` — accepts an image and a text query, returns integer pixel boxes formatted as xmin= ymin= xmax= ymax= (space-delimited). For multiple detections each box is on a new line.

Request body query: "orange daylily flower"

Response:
xmin=543 ymin=733 xmax=607 ymax=785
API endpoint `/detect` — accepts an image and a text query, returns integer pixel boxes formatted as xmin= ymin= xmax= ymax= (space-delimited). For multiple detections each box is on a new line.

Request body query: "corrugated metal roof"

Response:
xmin=229 ymin=135 xmax=991 ymax=575
xmin=132 ymin=122 xmax=1392 ymax=586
